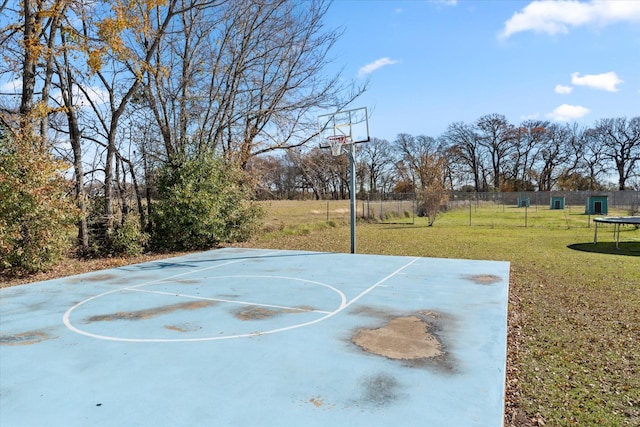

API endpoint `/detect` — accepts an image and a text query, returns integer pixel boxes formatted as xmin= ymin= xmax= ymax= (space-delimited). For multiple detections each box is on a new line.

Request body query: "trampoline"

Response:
xmin=593 ymin=216 xmax=640 ymax=249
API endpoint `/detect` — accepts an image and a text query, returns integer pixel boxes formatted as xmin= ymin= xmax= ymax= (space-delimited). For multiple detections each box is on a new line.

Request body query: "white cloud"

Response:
xmin=51 ymin=85 xmax=110 ymax=107
xmin=555 ymin=84 xmax=573 ymax=94
xmin=546 ymin=104 xmax=590 ymax=122
xmin=571 ymin=71 xmax=623 ymax=92
xmin=1 ymin=79 xmax=22 ymax=92
xmin=499 ymin=0 xmax=640 ymax=39
xmin=431 ymin=0 xmax=458 ymax=6
xmin=520 ymin=113 xmax=540 ymax=121
xmin=0 ymin=79 xmax=109 ymax=107
xmin=357 ymin=57 xmax=399 ymax=78
xmin=82 ymin=86 xmax=110 ymax=105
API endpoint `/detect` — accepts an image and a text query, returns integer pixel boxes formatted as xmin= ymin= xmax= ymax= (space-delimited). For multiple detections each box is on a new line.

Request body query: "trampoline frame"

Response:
xmin=593 ymin=216 xmax=640 ymax=249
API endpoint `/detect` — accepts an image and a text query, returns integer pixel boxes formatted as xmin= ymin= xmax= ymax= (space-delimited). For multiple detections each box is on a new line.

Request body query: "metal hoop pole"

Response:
xmin=349 ymin=142 xmax=356 ymax=254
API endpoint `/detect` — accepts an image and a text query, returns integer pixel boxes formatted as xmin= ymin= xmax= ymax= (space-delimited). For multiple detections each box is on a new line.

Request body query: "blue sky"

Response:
xmin=324 ymin=0 xmax=640 ymax=141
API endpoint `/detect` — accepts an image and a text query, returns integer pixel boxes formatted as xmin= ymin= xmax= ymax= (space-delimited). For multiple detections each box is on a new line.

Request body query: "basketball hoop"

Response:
xmin=327 ymin=135 xmax=347 ymax=156
xmin=317 ymin=107 xmax=370 ymax=254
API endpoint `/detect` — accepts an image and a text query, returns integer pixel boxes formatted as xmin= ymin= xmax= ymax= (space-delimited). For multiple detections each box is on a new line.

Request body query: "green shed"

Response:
xmin=517 ymin=196 xmax=530 ymax=208
xmin=550 ymin=196 xmax=565 ymax=210
xmin=585 ymin=195 xmax=608 ymax=215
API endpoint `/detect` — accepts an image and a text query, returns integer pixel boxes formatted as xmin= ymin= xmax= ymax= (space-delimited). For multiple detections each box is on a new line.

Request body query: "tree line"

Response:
xmin=1 ymin=0 xmax=364 ymax=273
xmin=1 ymin=0 xmax=638 ymax=274
xmin=248 ymin=114 xmax=640 ymax=201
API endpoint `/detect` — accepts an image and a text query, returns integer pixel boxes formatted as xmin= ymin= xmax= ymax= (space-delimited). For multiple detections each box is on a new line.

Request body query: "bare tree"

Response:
xmin=289 ymin=147 xmax=342 ymax=200
xmin=246 ymin=154 xmax=306 ymax=199
xmin=392 ymin=133 xmax=448 ymax=224
xmin=394 ymin=133 xmax=444 ymax=190
xmin=534 ymin=123 xmax=574 ymax=191
xmin=475 ymin=114 xmax=516 ymax=190
xmin=55 ymin=27 xmax=90 ymax=253
xmin=509 ymin=120 xmax=548 ymax=188
xmin=592 ymin=117 xmax=640 ymax=190
xmin=441 ymin=121 xmax=484 ymax=191
xmin=575 ymin=128 xmax=609 ymax=190
xmin=358 ymin=137 xmax=393 ymax=193
xmin=59 ymin=0 xmax=229 ymax=242
xmin=142 ymin=0 xmax=366 ymax=167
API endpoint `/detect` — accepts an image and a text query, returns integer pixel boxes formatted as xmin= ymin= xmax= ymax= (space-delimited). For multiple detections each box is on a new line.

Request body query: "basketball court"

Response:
xmin=1 ymin=248 xmax=509 ymax=426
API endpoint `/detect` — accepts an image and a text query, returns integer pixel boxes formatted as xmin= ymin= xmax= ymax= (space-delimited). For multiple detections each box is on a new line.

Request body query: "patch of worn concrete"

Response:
xmin=462 ymin=274 xmax=502 ymax=285
xmin=352 ymin=315 xmax=443 ymax=360
xmin=0 ymin=331 xmax=56 ymax=346
xmin=234 ymin=305 xmax=314 ymax=321
xmin=85 ymin=300 xmax=216 ymax=322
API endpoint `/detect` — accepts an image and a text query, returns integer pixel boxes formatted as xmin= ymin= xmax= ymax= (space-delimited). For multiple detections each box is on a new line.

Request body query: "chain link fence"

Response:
xmin=449 ymin=190 xmax=639 ymax=213
xmin=319 ymin=191 xmax=639 ymax=227
xmin=361 ymin=193 xmax=416 ymax=224
xmin=358 ymin=190 xmax=639 ymax=227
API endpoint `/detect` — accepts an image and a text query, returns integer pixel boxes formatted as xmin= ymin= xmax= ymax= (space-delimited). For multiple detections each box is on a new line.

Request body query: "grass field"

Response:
xmin=240 ymin=200 xmax=640 ymax=427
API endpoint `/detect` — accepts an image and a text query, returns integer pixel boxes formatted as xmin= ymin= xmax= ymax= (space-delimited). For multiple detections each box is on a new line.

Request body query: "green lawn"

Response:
xmin=241 ymin=200 xmax=640 ymax=426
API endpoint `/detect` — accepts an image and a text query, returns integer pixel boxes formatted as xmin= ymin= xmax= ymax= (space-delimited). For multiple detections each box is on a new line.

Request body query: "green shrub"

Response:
xmin=383 ymin=211 xmax=399 ymax=221
xmin=109 ymin=213 xmax=149 ymax=256
xmin=0 ymin=132 xmax=79 ymax=274
xmin=150 ymin=155 xmax=263 ymax=251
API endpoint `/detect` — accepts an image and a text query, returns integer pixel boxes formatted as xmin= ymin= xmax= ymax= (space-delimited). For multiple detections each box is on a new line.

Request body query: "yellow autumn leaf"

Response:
xmin=87 ymin=49 xmax=103 ymax=72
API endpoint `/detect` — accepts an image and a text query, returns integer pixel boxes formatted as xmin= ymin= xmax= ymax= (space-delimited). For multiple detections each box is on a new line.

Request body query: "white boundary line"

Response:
xmin=340 ymin=257 xmax=419 ymax=310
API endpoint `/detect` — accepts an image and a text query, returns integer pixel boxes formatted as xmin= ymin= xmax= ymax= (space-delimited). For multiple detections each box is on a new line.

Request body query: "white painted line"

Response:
xmin=341 ymin=257 xmax=420 ymax=310
xmin=63 ymin=271 xmax=346 ymax=342
xmin=62 ymin=252 xmax=419 ymax=343
xmin=127 ymin=287 xmax=331 ymax=314
xmin=62 ymin=253 xmax=281 ymax=339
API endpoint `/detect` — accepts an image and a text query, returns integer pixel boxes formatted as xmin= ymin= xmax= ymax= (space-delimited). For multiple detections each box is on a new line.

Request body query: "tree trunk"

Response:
xmin=59 ymin=32 xmax=89 ymax=255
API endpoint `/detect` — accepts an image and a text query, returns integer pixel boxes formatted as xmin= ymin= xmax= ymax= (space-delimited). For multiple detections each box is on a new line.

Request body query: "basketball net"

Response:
xmin=327 ymin=135 xmax=347 ymax=156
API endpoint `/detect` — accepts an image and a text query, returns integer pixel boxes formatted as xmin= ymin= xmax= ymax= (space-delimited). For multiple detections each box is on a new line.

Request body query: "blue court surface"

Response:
xmin=1 ymin=248 xmax=509 ymax=426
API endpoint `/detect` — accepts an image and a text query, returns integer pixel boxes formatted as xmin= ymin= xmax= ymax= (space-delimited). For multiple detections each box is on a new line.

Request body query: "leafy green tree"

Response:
xmin=0 ymin=129 xmax=79 ymax=274
xmin=150 ymin=154 xmax=263 ymax=251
